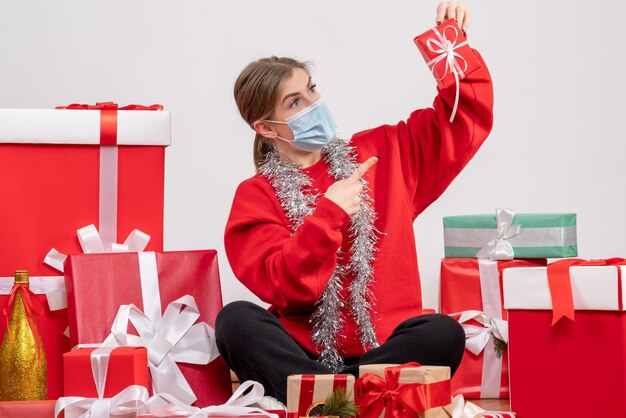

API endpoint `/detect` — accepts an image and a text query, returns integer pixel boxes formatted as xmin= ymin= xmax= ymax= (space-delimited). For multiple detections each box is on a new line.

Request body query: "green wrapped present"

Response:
xmin=443 ymin=208 xmax=577 ymax=259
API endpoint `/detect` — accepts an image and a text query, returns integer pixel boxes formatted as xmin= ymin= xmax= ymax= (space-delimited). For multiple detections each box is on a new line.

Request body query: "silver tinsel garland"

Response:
xmin=259 ymin=138 xmax=380 ymax=372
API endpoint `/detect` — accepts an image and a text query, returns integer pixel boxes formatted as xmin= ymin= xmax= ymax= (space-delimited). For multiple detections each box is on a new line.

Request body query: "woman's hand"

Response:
xmin=324 ymin=156 xmax=378 ymax=217
xmin=436 ymin=1 xmax=471 ymax=32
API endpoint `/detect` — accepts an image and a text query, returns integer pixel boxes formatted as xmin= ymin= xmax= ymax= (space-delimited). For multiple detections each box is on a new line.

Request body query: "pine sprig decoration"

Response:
xmin=493 ymin=336 xmax=507 ymax=359
xmin=320 ymin=388 xmax=358 ymax=417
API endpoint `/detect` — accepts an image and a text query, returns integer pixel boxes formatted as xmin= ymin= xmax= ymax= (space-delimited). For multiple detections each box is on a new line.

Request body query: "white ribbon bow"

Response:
xmin=101 ymin=294 xmax=218 ymax=405
xmin=55 ymin=385 xmax=149 ymax=418
xmin=146 ymin=380 xmax=279 ymax=418
xmin=43 ymin=224 xmax=150 ymax=314
xmin=448 ymin=394 xmax=516 ymax=418
xmin=457 ymin=310 xmax=508 ymax=356
xmin=45 ymin=224 xmax=150 ymax=273
xmin=448 ymin=394 xmax=485 ymax=418
xmin=475 ymin=208 xmax=521 ymax=260
xmin=425 ymin=24 xmax=469 ymax=122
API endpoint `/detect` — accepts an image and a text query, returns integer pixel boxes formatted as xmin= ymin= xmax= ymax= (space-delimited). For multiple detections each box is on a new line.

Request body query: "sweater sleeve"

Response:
xmin=224 ymin=178 xmax=350 ymax=310
xmin=389 ymin=48 xmax=494 ymax=217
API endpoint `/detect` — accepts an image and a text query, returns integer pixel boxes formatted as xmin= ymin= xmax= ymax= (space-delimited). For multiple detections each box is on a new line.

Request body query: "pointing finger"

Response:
xmin=348 ymin=156 xmax=379 ymax=182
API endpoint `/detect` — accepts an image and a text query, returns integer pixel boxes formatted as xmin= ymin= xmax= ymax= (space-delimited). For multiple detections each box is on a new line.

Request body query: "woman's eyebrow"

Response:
xmin=281 ymin=77 xmax=312 ymax=104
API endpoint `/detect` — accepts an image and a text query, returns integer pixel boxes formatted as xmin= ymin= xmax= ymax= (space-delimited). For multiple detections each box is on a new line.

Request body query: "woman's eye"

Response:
xmin=290 ymin=98 xmax=301 ymax=108
xmin=309 ymin=84 xmax=317 ymax=93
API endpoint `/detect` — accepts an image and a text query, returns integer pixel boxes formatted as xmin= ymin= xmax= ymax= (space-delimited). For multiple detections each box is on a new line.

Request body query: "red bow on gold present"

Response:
xmin=355 ymin=363 xmax=451 ymax=418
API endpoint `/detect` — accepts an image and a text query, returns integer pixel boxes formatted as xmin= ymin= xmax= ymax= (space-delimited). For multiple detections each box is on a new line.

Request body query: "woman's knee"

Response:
xmin=424 ymin=313 xmax=465 ymax=348
xmin=398 ymin=313 xmax=466 ymax=362
xmin=215 ymin=300 xmax=267 ymax=342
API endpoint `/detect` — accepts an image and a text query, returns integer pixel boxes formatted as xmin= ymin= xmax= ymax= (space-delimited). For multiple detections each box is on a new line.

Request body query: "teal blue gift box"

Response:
xmin=443 ymin=209 xmax=578 ymax=259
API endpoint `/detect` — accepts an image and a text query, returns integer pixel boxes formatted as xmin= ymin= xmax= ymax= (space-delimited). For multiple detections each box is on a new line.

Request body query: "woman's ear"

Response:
xmin=252 ymin=120 xmax=277 ymax=140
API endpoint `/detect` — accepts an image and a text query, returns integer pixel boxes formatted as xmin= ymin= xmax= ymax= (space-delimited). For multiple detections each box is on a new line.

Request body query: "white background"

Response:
xmin=1 ymin=1 xmax=624 ymax=310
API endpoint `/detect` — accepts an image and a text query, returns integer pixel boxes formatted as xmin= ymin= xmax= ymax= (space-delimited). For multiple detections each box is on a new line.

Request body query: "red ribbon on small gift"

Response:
xmin=55 ymin=102 xmax=164 ymax=145
xmin=3 ymin=283 xmax=44 ymax=359
xmin=548 ymin=258 xmax=626 ymax=326
xmin=355 ymin=362 xmax=451 ymax=418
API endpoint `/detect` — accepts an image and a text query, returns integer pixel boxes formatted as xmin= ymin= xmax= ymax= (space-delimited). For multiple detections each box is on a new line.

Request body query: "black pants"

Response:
xmin=215 ymin=301 xmax=465 ymax=403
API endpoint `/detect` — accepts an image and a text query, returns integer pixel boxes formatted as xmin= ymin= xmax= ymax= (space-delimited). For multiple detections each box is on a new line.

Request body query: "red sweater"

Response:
xmin=225 ymin=49 xmax=493 ymax=358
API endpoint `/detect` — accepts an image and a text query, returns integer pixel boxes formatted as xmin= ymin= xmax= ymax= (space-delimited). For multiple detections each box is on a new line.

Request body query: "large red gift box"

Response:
xmin=64 ymin=250 xmax=232 ymax=407
xmin=503 ymin=260 xmax=626 ymax=418
xmin=63 ymin=347 xmax=150 ymax=398
xmin=0 ymin=104 xmax=169 ymax=399
xmin=414 ymin=19 xmax=481 ymax=90
xmin=440 ymin=258 xmax=546 ymax=398
xmin=0 ymin=104 xmax=169 ymax=277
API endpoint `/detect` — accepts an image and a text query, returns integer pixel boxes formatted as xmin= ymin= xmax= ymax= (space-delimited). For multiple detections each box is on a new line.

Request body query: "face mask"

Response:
xmin=265 ymin=98 xmax=337 ymax=151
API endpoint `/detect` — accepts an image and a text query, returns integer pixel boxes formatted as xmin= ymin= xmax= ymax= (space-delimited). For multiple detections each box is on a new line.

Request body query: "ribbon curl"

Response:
xmin=146 ymin=380 xmax=279 ymax=418
xmin=475 ymin=208 xmax=521 ymax=260
xmin=56 ymin=102 xmax=164 ymax=111
xmin=100 ymin=294 xmax=218 ymax=405
xmin=425 ymin=24 xmax=469 ymax=122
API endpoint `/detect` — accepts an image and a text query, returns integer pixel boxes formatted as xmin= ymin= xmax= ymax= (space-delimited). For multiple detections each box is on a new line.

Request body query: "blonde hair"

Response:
xmin=233 ymin=56 xmax=310 ymax=171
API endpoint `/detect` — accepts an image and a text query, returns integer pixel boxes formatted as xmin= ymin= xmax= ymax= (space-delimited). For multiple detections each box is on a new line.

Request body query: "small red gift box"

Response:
xmin=64 ymin=250 xmax=232 ymax=407
xmin=440 ymin=258 xmax=546 ymax=399
xmin=414 ymin=19 xmax=481 ymax=90
xmin=63 ymin=347 xmax=149 ymax=398
xmin=503 ymin=259 xmax=626 ymax=418
xmin=0 ymin=400 xmax=56 ymax=418
xmin=286 ymin=374 xmax=354 ymax=418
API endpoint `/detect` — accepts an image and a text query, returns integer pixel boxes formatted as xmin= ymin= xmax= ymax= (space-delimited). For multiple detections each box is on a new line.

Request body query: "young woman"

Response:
xmin=217 ymin=1 xmax=493 ymax=404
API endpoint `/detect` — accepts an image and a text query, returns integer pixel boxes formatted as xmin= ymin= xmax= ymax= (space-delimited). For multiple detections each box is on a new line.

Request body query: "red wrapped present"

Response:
xmin=0 ymin=400 xmax=56 ymax=418
xmin=64 ymin=250 xmax=232 ymax=407
xmin=286 ymin=374 xmax=354 ymax=418
xmin=440 ymin=258 xmax=545 ymax=399
xmin=355 ymin=363 xmax=451 ymax=418
xmin=414 ymin=19 xmax=481 ymax=122
xmin=63 ymin=347 xmax=149 ymax=398
xmin=0 ymin=275 xmax=68 ymax=400
xmin=0 ymin=103 xmax=169 ymax=277
xmin=414 ymin=19 xmax=480 ymax=89
xmin=56 ymin=346 xmax=149 ymax=417
xmin=503 ymin=259 xmax=626 ymax=418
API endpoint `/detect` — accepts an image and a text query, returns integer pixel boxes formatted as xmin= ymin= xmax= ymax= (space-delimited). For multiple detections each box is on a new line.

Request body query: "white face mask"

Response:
xmin=265 ymin=98 xmax=337 ymax=151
